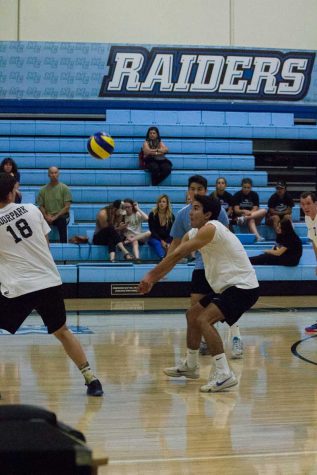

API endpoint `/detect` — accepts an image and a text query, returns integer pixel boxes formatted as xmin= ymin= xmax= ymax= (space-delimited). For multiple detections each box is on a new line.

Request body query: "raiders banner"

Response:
xmin=0 ymin=42 xmax=316 ymax=104
xmin=100 ymin=46 xmax=315 ymax=101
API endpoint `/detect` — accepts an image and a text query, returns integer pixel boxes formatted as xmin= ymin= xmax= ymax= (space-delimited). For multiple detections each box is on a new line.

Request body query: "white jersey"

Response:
xmin=305 ymin=214 xmax=317 ymax=246
xmin=0 ymin=203 xmax=62 ymax=298
xmin=188 ymin=220 xmax=259 ymax=294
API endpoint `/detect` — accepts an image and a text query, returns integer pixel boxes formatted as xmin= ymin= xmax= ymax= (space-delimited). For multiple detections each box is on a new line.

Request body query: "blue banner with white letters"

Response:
xmin=0 ymin=41 xmax=316 ymax=108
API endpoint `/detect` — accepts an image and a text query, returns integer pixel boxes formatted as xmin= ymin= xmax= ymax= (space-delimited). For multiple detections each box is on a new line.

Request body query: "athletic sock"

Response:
xmin=230 ymin=324 xmax=241 ymax=339
xmin=186 ymin=348 xmax=199 ymax=368
xmin=79 ymin=362 xmax=97 ymax=384
xmin=213 ymin=353 xmax=231 ymax=374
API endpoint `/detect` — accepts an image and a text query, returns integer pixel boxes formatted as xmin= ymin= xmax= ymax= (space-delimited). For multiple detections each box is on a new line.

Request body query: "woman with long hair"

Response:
xmin=0 ymin=157 xmax=22 ymax=203
xmin=148 ymin=194 xmax=175 ymax=259
xmin=93 ymin=200 xmax=133 ymax=263
xmin=142 ymin=127 xmax=172 ymax=185
xmin=122 ymin=199 xmax=151 ymax=262
xmin=211 ymin=177 xmax=234 ymax=218
xmin=249 ymin=218 xmax=302 ymax=266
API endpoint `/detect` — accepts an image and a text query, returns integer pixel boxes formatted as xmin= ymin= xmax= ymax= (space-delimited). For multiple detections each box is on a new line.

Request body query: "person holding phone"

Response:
xmin=122 ymin=199 xmax=151 ymax=262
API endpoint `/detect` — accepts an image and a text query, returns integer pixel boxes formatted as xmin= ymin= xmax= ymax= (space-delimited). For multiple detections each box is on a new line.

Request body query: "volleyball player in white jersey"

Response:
xmin=300 ymin=191 xmax=317 ymax=333
xmin=0 ymin=173 xmax=103 ymax=397
xmin=139 ymin=194 xmax=259 ymax=392
xmin=169 ymin=175 xmax=244 ymax=358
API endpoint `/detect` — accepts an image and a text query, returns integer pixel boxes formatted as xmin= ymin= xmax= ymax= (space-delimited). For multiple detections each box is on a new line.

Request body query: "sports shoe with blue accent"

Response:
xmin=200 ymin=370 xmax=237 ymax=393
xmin=231 ymin=336 xmax=243 ymax=359
xmin=163 ymin=360 xmax=200 ymax=379
xmin=86 ymin=379 xmax=104 ymax=397
xmin=305 ymin=323 xmax=317 ymax=334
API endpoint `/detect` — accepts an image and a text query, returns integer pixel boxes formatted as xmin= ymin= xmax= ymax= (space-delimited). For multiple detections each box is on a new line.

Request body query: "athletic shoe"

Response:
xmin=199 ymin=340 xmax=210 ymax=356
xmin=256 ymin=235 xmax=265 ymax=242
xmin=305 ymin=323 xmax=317 ymax=334
xmin=163 ymin=360 xmax=200 ymax=379
xmin=200 ymin=370 xmax=238 ymax=393
xmin=237 ymin=216 xmax=246 ymax=225
xmin=231 ymin=336 xmax=243 ymax=359
xmin=86 ymin=379 xmax=104 ymax=397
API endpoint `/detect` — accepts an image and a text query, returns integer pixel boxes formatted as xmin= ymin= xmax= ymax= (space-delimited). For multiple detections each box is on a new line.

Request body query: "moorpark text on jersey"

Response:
xmin=0 ymin=206 xmax=28 ymax=226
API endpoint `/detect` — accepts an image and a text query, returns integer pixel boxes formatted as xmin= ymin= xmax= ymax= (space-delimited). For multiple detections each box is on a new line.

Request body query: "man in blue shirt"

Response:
xmin=168 ymin=175 xmax=243 ymax=358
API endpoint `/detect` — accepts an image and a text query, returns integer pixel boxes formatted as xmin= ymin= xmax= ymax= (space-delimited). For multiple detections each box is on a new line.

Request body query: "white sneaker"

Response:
xmin=200 ymin=370 xmax=238 ymax=393
xmin=231 ymin=336 xmax=243 ymax=359
xmin=163 ymin=360 xmax=200 ymax=379
xmin=237 ymin=216 xmax=246 ymax=225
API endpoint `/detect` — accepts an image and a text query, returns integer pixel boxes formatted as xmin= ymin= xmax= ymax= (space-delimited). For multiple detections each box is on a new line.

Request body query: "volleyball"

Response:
xmin=87 ymin=132 xmax=115 ymax=159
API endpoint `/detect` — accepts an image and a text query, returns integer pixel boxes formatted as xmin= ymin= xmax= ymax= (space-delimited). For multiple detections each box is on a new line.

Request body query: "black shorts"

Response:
xmin=199 ymin=286 xmax=260 ymax=327
xmin=191 ymin=269 xmax=216 ymax=296
xmin=0 ymin=285 xmax=66 ymax=334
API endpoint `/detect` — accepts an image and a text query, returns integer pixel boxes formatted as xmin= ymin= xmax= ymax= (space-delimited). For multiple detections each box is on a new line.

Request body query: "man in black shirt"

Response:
xmin=266 ymin=180 xmax=294 ymax=234
xmin=233 ymin=178 xmax=267 ymax=242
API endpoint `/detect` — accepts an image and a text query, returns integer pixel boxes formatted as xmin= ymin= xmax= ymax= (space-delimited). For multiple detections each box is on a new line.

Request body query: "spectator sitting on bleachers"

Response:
xmin=211 ymin=177 xmax=234 ymax=229
xmin=142 ymin=127 xmax=172 ymax=185
xmin=93 ymin=200 xmax=133 ymax=263
xmin=37 ymin=166 xmax=72 ymax=243
xmin=123 ymin=199 xmax=151 ymax=263
xmin=0 ymin=157 xmax=22 ymax=203
xmin=233 ymin=177 xmax=267 ymax=242
xmin=148 ymin=194 xmax=175 ymax=260
xmin=249 ymin=218 xmax=302 ymax=266
xmin=265 ymin=180 xmax=294 ymax=235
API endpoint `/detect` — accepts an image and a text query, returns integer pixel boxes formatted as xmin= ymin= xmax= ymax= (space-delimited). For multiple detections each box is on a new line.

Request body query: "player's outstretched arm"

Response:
xmin=138 ymin=224 xmax=215 ymax=294
xmin=312 ymin=241 xmax=317 ymax=275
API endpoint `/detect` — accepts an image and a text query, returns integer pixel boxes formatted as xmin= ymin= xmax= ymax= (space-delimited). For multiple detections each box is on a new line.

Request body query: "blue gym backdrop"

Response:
xmin=0 ymin=41 xmax=316 ymax=116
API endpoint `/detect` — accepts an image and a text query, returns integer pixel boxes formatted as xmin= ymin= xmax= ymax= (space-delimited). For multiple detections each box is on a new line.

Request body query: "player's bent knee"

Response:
xmin=53 ymin=323 xmax=69 ymax=338
xmin=185 ymin=307 xmax=195 ymax=324
xmin=197 ymin=304 xmax=224 ymax=327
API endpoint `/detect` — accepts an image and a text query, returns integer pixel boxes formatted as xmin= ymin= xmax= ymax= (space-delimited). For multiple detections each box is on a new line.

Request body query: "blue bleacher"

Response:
xmin=7 ymin=153 xmax=256 ymax=171
xmin=21 ymin=185 xmax=275 ymax=204
xmin=66 ymin=203 xmax=301 ymax=223
xmin=1 ymin=114 xmax=316 ymax=140
xmin=0 ymin=136 xmax=254 ymax=154
xmin=1 ymin=110 xmax=314 ymax=290
xmin=20 ymin=169 xmax=267 ymax=187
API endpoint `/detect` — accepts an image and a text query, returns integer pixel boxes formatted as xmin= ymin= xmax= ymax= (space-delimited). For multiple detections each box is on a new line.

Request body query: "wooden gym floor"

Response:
xmin=1 ymin=296 xmax=317 ymax=474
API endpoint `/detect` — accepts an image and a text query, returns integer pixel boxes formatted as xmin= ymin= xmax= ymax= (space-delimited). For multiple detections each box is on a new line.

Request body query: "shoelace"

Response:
xmin=233 ymin=338 xmax=243 ymax=351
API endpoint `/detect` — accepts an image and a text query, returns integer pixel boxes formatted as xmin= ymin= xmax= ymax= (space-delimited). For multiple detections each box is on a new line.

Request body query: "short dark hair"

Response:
xmin=300 ymin=191 xmax=316 ymax=202
xmin=0 ymin=172 xmax=16 ymax=201
xmin=241 ymin=177 xmax=253 ymax=187
xmin=193 ymin=194 xmax=221 ymax=220
xmin=112 ymin=200 xmax=122 ymax=209
xmin=188 ymin=175 xmax=207 ymax=190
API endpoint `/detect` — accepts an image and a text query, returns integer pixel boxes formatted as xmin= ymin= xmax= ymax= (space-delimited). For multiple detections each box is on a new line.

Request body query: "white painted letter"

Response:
xmin=190 ymin=55 xmax=224 ymax=92
xmin=140 ymin=54 xmax=173 ymax=92
xmin=219 ymin=56 xmax=252 ymax=93
xmin=247 ymin=57 xmax=280 ymax=94
xmin=173 ymin=54 xmax=197 ymax=92
xmin=278 ymin=58 xmax=308 ymax=95
xmin=107 ymin=52 xmax=143 ymax=91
